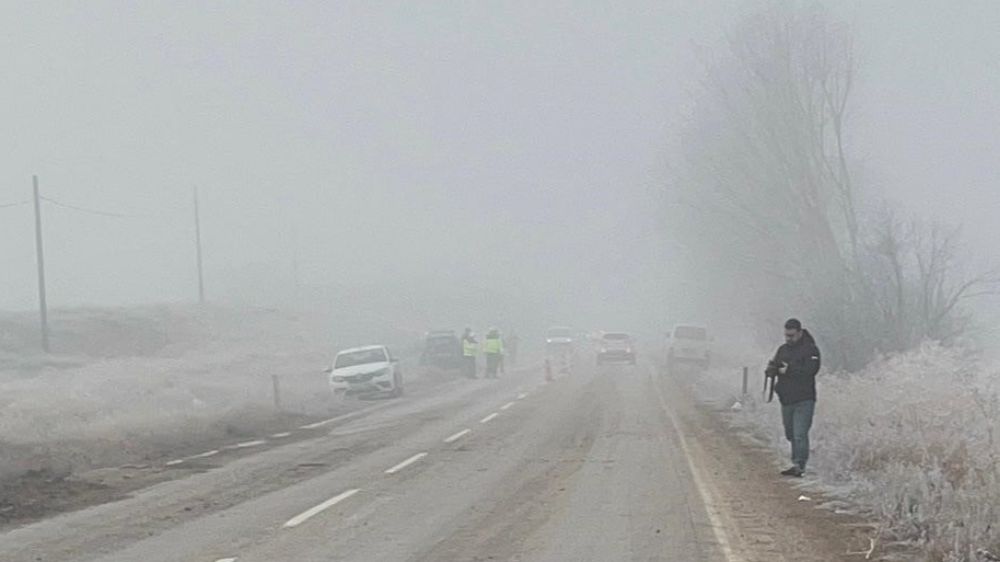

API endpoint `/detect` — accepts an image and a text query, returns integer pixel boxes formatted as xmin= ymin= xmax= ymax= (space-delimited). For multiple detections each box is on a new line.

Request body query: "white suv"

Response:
xmin=326 ymin=345 xmax=403 ymax=398
xmin=666 ymin=325 xmax=711 ymax=371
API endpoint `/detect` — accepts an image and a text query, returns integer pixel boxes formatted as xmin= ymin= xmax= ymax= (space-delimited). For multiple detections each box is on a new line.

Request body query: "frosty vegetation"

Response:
xmin=0 ymin=307 xmax=334 ymax=481
xmin=724 ymin=345 xmax=1000 ymax=562
xmin=679 ymin=5 xmax=1000 ymax=560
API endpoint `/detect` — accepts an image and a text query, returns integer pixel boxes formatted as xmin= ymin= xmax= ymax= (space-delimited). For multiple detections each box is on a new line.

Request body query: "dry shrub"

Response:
xmin=706 ymin=343 xmax=1000 ymax=561
xmin=0 ymin=306 xmax=334 ymax=480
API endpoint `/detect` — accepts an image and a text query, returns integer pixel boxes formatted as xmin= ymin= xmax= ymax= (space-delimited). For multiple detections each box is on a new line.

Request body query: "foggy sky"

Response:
xmin=2 ymin=2 xmax=998 ymax=331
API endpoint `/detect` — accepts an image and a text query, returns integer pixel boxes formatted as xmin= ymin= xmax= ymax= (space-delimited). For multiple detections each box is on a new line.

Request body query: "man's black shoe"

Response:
xmin=780 ymin=466 xmax=804 ymax=477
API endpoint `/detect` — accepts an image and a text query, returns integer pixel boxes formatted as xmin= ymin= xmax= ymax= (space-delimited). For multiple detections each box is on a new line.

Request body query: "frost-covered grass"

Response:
xmin=697 ymin=343 xmax=1000 ymax=561
xmin=0 ymin=306 xmax=336 ymax=480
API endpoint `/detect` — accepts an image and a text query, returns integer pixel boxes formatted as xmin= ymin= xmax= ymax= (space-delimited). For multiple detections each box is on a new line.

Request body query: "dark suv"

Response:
xmin=596 ymin=332 xmax=636 ymax=365
xmin=419 ymin=330 xmax=462 ymax=370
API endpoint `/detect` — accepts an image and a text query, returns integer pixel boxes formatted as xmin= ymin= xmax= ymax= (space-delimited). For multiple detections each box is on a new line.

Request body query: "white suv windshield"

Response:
xmin=335 ymin=348 xmax=388 ymax=368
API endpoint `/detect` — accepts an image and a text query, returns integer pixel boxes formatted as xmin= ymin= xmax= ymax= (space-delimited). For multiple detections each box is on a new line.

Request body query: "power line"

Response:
xmin=40 ymin=195 xmax=136 ymax=219
xmin=0 ymin=200 xmax=28 ymax=209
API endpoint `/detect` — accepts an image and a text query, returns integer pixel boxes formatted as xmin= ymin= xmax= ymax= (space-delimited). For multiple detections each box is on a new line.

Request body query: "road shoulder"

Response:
xmin=656 ymin=369 xmax=879 ymax=561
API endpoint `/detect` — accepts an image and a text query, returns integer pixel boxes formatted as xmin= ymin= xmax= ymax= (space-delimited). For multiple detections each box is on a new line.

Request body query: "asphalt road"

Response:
xmin=0 ymin=360 xmax=860 ymax=562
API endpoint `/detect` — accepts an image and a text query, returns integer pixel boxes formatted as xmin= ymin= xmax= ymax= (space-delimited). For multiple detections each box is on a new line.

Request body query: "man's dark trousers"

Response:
xmin=781 ymin=400 xmax=815 ymax=470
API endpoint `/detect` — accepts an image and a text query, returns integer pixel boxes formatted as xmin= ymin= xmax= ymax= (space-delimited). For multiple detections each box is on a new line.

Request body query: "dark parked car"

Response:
xmin=419 ymin=330 xmax=462 ymax=370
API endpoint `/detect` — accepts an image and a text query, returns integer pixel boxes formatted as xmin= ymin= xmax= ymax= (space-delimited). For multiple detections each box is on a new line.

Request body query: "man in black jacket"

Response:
xmin=768 ymin=318 xmax=821 ymax=477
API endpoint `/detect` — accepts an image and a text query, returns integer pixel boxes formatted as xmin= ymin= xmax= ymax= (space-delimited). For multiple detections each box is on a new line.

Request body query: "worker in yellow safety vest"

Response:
xmin=461 ymin=328 xmax=479 ymax=379
xmin=483 ymin=328 xmax=504 ymax=379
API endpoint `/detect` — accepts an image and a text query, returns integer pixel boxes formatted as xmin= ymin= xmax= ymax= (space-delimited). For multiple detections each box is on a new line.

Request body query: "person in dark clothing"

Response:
xmin=767 ymin=318 xmax=821 ymax=477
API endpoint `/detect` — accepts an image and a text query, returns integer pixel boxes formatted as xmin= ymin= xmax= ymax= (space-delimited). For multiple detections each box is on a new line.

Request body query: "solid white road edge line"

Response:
xmin=653 ymin=375 xmax=742 ymax=562
xmin=283 ymin=488 xmax=361 ymax=528
xmin=384 ymin=452 xmax=428 ymax=475
xmin=500 ymin=401 xmax=515 ymax=410
xmin=444 ymin=429 xmax=471 ymax=443
xmin=480 ymin=412 xmax=499 ymax=423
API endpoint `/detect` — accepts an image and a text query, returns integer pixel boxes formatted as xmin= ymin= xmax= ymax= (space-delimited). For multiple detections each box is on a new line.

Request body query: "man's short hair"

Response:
xmin=784 ymin=318 xmax=802 ymax=331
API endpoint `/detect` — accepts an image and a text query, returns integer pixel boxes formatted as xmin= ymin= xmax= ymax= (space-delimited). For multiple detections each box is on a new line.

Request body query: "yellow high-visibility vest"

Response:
xmin=484 ymin=337 xmax=503 ymax=355
xmin=463 ymin=338 xmax=478 ymax=357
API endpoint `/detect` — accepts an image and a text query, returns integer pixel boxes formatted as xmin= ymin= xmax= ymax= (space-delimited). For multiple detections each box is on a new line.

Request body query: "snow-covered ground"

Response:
xmin=691 ymin=342 xmax=1000 ymax=561
xmin=0 ymin=306 xmax=343 ymax=480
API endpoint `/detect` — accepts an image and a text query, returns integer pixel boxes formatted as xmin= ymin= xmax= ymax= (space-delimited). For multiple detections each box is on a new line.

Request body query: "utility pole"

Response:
xmin=291 ymin=245 xmax=300 ymax=296
xmin=32 ymin=175 xmax=50 ymax=353
xmin=194 ymin=187 xmax=205 ymax=304
xmin=291 ymin=223 xmax=301 ymax=296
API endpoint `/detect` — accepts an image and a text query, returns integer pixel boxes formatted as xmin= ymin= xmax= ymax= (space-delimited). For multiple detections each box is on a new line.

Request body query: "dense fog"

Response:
xmin=4 ymin=4 xmax=1000 ymax=561
xmin=2 ymin=1 xmax=998 ymax=342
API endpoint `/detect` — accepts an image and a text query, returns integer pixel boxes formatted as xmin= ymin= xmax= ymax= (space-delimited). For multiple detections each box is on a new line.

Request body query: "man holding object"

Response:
xmin=767 ymin=318 xmax=821 ymax=477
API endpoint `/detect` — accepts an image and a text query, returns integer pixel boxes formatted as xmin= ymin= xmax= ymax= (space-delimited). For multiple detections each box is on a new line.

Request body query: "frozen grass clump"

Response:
xmin=700 ymin=343 xmax=1000 ymax=561
xmin=0 ymin=306 xmax=335 ymax=480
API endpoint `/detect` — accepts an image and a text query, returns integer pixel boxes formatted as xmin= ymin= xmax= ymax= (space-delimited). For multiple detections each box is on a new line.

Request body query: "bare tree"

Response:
xmin=673 ymin=4 xmax=864 ymax=365
xmin=670 ymin=4 xmax=995 ymax=368
xmin=853 ymin=205 xmax=920 ymax=352
xmin=911 ymin=222 xmax=1000 ymax=343
xmin=835 ymin=210 xmax=997 ymax=354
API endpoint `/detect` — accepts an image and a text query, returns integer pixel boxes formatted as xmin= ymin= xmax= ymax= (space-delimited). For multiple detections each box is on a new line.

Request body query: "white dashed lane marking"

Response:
xmin=232 ymin=440 xmax=267 ymax=449
xmin=189 ymin=449 xmax=219 ymax=460
xmin=444 ymin=429 xmax=471 ymax=443
xmin=500 ymin=401 xmax=515 ymax=411
xmin=517 ymin=393 xmax=528 ymax=400
xmin=165 ymin=459 xmax=184 ymax=466
xmin=300 ymin=419 xmax=337 ymax=430
xmin=271 ymin=432 xmax=292 ymax=438
xmin=283 ymin=489 xmax=361 ymax=528
xmin=299 ymin=405 xmax=384 ymax=430
xmin=384 ymin=452 xmax=428 ymax=475
xmin=480 ymin=413 xmax=499 ymax=424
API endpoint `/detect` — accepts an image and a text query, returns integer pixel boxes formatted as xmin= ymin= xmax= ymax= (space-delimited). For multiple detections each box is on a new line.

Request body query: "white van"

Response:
xmin=666 ymin=325 xmax=711 ymax=371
